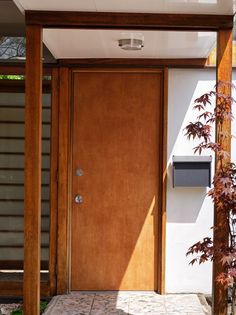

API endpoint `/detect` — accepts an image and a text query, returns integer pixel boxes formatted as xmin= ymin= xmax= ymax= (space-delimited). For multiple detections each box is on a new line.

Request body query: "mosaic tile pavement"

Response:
xmin=43 ymin=292 xmax=210 ymax=315
xmin=0 ymin=303 xmax=21 ymax=315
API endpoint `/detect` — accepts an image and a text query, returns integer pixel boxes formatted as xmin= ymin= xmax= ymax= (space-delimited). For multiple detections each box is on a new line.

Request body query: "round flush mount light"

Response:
xmin=118 ymin=33 xmax=144 ymax=51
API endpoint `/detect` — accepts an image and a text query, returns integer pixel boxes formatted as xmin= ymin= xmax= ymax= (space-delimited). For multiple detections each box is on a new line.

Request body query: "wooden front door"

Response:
xmin=71 ymin=70 xmax=162 ymax=291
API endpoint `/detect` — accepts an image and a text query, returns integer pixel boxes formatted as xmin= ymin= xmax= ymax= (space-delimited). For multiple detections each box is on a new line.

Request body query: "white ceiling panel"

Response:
xmin=95 ymin=0 xmax=235 ymax=15
xmin=43 ymin=29 xmax=216 ymax=59
xmin=14 ymin=0 xmax=236 ymax=14
xmin=13 ymin=0 xmax=224 ymax=59
xmin=14 ymin=0 xmax=96 ymax=12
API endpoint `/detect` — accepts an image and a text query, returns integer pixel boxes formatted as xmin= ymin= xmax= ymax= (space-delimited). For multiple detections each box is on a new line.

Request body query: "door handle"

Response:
xmin=75 ymin=195 xmax=83 ymax=204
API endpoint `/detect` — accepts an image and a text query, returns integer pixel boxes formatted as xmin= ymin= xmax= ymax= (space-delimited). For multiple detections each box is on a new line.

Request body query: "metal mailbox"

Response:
xmin=172 ymin=156 xmax=212 ymax=187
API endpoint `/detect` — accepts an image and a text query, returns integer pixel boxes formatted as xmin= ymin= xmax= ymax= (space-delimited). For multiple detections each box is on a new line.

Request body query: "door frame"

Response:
xmin=57 ymin=66 xmax=168 ymax=294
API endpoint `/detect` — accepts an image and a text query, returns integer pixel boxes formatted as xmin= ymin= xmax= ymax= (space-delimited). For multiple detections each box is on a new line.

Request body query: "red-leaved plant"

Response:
xmin=185 ymin=81 xmax=236 ymax=314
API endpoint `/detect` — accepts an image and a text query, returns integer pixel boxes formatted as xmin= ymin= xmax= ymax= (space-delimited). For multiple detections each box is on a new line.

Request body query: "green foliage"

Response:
xmin=0 ymin=75 xmax=51 ymax=80
xmin=10 ymin=301 xmax=48 ymax=315
xmin=185 ymin=81 xmax=236 ymax=314
xmin=40 ymin=301 xmax=48 ymax=313
xmin=0 ymin=75 xmax=24 ymax=80
xmin=11 ymin=308 xmax=22 ymax=315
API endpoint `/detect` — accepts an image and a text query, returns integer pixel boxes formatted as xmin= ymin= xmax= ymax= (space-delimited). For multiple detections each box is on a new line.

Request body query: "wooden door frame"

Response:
xmin=57 ymin=66 xmax=168 ymax=294
xmin=23 ymin=9 xmax=233 ymax=313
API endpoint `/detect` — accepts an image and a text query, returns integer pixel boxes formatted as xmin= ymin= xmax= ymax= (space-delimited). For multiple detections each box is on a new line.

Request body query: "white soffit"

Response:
xmin=43 ymin=29 xmax=216 ymax=59
xmin=13 ymin=0 xmax=235 ymax=15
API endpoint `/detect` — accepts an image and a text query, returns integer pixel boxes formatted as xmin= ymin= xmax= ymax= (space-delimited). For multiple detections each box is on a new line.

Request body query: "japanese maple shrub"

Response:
xmin=185 ymin=81 xmax=236 ymax=314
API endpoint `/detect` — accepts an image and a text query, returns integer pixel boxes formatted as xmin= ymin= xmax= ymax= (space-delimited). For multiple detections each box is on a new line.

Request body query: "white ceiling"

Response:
xmin=13 ymin=0 xmax=232 ymax=59
xmin=43 ymin=29 xmax=216 ymax=59
xmin=14 ymin=0 xmax=236 ymax=15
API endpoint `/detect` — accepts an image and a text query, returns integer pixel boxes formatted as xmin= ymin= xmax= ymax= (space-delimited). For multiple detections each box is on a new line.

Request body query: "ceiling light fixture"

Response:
xmin=118 ymin=33 xmax=144 ymax=51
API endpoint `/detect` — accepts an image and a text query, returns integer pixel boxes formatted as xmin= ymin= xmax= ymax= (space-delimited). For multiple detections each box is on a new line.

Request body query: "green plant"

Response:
xmin=40 ymin=301 xmax=48 ymax=313
xmin=10 ymin=301 xmax=48 ymax=315
xmin=185 ymin=81 xmax=236 ymax=314
xmin=0 ymin=75 xmax=24 ymax=80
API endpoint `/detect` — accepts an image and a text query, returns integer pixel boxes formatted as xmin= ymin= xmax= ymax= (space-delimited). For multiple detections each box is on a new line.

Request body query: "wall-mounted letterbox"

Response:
xmin=173 ymin=156 xmax=212 ymax=188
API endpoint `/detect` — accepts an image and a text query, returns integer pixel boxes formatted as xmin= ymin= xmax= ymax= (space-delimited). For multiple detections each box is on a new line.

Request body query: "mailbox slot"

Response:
xmin=173 ymin=156 xmax=212 ymax=187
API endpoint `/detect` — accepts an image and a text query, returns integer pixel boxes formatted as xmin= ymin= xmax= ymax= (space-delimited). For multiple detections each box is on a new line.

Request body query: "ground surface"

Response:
xmin=43 ymin=291 xmax=210 ymax=315
xmin=0 ymin=303 xmax=20 ymax=315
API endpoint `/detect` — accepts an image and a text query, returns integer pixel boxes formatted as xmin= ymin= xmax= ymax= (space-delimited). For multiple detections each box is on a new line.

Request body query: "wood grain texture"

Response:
xmin=0 ymin=282 xmax=49 ymax=297
xmin=0 ymin=64 xmax=53 ymax=76
xmin=59 ymin=58 xmax=208 ymax=69
xmin=23 ymin=25 xmax=42 ymax=315
xmin=0 ymin=80 xmax=51 ymax=93
xmin=25 ymin=10 xmax=233 ymax=31
xmin=213 ymin=28 xmax=233 ymax=315
xmin=71 ymin=70 xmax=163 ymax=290
xmin=57 ymin=67 xmax=71 ymax=294
xmin=158 ymin=67 xmax=168 ymax=294
xmin=49 ymin=68 xmax=59 ymax=296
xmin=0 ymin=260 xmax=48 ymax=270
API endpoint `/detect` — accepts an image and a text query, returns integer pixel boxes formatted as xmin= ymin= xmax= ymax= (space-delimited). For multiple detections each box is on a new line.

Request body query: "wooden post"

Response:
xmin=213 ymin=28 xmax=232 ymax=315
xmin=23 ymin=25 xmax=43 ymax=315
xmin=57 ymin=67 xmax=71 ymax=294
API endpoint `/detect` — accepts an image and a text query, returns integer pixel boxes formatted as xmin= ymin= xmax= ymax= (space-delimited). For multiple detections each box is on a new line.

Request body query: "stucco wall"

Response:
xmin=166 ymin=69 xmax=236 ymax=294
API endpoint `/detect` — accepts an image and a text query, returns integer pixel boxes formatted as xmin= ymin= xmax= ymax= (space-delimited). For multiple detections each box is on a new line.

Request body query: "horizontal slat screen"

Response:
xmin=0 ymin=170 xmax=50 ymax=184
xmin=0 ymin=86 xmax=51 ymax=268
xmin=0 ymin=186 xmax=49 ymax=199
xmin=0 ymin=248 xmax=49 ymax=261
xmin=0 ymin=139 xmax=50 ymax=153
xmin=0 ymin=124 xmax=50 ymax=137
xmin=0 ymin=201 xmax=50 ymax=215
xmin=0 ymin=232 xmax=49 ymax=246
xmin=0 ymin=108 xmax=51 ymax=122
xmin=0 ymin=92 xmax=51 ymax=107
xmin=0 ymin=216 xmax=50 ymax=231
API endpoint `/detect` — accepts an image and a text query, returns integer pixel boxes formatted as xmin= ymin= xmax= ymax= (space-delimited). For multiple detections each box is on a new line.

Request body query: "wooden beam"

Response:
xmin=0 ymin=64 xmax=55 ymax=75
xmin=59 ymin=58 xmax=208 ymax=68
xmin=213 ymin=28 xmax=232 ymax=315
xmin=25 ymin=11 xmax=233 ymax=31
xmin=0 ymin=281 xmax=50 ymax=297
xmin=0 ymin=79 xmax=51 ymax=93
xmin=0 ymin=260 xmax=48 ymax=270
xmin=158 ymin=67 xmax=168 ymax=294
xmin=57 ymin=67 xmax=71 ymax=294
xmin=23 ymin=25 xmax=42 ymax=315
xmin=0 ymin=64 xmax=26 ymax=75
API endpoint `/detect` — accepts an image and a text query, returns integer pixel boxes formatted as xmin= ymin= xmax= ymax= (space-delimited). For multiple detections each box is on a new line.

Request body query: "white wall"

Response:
xmin=166 ymin=69 xmax=236 ymax=294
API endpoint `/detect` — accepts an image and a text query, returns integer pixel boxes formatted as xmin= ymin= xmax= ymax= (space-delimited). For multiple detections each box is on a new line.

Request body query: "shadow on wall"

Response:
xmin=167 ymin=72 xmax=205 ymax=160
xmin=167 ymin=70 xmax=216 ymax=224
xmin=166 ymin=163 xmax=207 ymax=223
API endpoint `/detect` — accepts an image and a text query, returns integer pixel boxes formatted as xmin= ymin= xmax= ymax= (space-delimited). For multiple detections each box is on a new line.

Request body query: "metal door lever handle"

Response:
xmin=75 ymin=195 xmax=83 ymax=204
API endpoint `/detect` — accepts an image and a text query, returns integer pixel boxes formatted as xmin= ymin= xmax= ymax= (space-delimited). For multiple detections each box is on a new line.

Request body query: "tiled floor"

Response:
xmin=44 ymin=291 xmax=210 ymax=315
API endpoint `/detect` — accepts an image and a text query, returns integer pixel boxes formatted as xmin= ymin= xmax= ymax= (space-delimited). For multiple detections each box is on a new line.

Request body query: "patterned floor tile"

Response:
xmin=165 ymin=294 xmax=205 ymax=313
xmin=43 ymin=292 xmax=208 ymax=315
xmin=129 ymin=303 xmax=166 ymax=314
xmin=0 ymin=304 xmax=21 ymax=315
xmin=90 ymin=293 xmax=129 ymax=315
xmin=44 ymin=293 xmax=94 ymax=315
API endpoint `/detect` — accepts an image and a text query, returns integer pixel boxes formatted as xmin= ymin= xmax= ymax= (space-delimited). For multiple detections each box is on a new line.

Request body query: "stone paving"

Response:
xmin=0 ymin=303 xmax=21 ymax=315
xmin=43 ymin=292 xmax=210 ymax=315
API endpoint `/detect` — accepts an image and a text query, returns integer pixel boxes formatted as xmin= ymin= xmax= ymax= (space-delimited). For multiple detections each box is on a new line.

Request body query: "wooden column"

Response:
xmin=57 ymin=67 xmax=71 ymax=294
xmin=23 ymin=25 xmax=43 ymax=315
xmin=213 ymin=28 xmax=232 ymax=315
